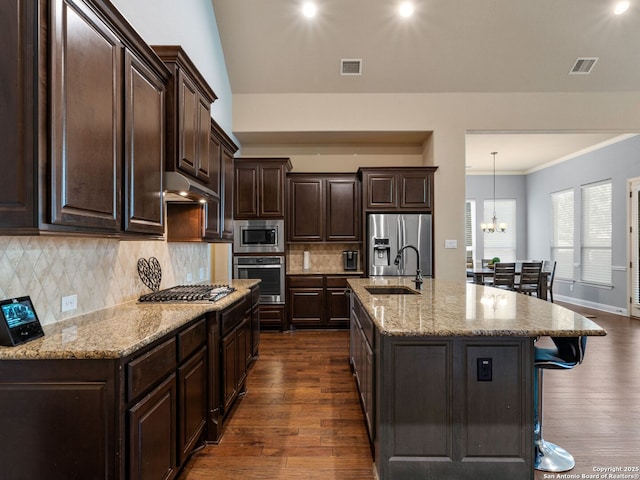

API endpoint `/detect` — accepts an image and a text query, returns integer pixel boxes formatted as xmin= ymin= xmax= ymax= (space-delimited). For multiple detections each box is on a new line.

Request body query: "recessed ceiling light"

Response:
xmin=614 ymin=1 xmax=630 ymax=14
xmin=302 ymin=2 xmax=317 ymax=18
xmin=398 ymin=2 xmax=414 ymax=18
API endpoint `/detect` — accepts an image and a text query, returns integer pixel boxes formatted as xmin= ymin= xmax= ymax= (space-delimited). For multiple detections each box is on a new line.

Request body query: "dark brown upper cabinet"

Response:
xmin=152 ymin=46 xmax=217 ymax=189
xmin=234 ymin=158 xmax=292 ymax=219
xmin=123 ymin=50 xmax=166 ymax=235
xmin=359 ymin=167 xmax=437 ymax=212
xmin=287 ymin=174 xmax=361 ymax=243
xmin=166 ymin=119 xmax=238 ymax=243
xmin=1 ymin=0 xmax=170 ymax=237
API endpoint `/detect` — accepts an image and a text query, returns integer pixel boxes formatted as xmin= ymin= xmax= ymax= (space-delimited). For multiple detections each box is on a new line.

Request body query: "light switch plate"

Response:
xmin=444 ymin=239 xmax=457 ymax=249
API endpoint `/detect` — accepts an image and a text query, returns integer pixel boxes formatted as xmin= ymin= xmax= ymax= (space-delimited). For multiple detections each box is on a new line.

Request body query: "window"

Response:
xmin=465 ymin=200 xmax=476 ymax=267
xmin=581 ymin=180 xmax=612 ymax=285
xmin=483 ymin=199 xmax=516 ymax=262
xmin=551 ymin=189 xmax=574 ymax=280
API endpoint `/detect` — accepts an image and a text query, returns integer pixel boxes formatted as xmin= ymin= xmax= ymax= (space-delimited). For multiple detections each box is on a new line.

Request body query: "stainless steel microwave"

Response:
xmin=233 ymin=219 xmax=284 ymax=253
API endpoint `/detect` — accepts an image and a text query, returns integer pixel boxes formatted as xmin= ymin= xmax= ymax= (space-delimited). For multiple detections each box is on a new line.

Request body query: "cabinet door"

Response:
xmin=196 ymin=97 xmax=211 ymax=182
xmin=222 ymin=330 xmax=238 ymax=412
xmin=1 ymin=0 xmax=37 ymax=231
xmin=365 ymin=173 xmax=397 ymax=209
xmin=177 ymin=71 xmax=199 ymax=178
xmin=129 ymin=374 xmax=177 ymax=480
xmin=289 ymin=288 xmax=325 ymax=327
xmin=221 ymin=147 xmax=235 ymax=239
xmin=236 ymin=318 xmax=249 ymax=387
xmin=399 ymin=171 xmax=432 ymax=210
xmin=326 ymin=176 xmax=360 ymax=241
xmin=204 ymin=128 xmax=222 ymax=240
xmin=326 ymin=288 xmax=350 ymax=328
xmin=251 ymin=303 xmax=260 ymax=358
xmin=123 ymin=50 xmax=165 ymax=235
xmin=288 ymin=177 xmax=324 ymax=242
xmin=259 ymin=164 xmax=285 ymax=217
xmin=178 ymin=347 xmax=207 ymax=465
xmin=50 ymin=0 xmax=122 ymax=231
xmin=234 ymin=163 xmax=258 ymax=218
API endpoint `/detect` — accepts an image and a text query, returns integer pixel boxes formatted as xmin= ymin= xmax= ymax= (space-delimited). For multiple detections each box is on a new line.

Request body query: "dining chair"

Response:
xmin=480 ymin=259 xmax=494 ymax=285
xmin=492 ymin=262 xmax=516 ymax=290
xmin=543 ymin=261 xmax=557 ymax=303
xmin=517 ymin=262 xmax=543 ymax=296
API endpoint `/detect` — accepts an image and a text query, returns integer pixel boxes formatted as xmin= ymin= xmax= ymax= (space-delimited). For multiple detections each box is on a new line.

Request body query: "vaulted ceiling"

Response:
xmin=211 ymin=0 xmax=640 ymax=171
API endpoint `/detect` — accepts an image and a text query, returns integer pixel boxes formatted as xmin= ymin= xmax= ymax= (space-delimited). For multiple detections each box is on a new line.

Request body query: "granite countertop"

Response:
xmin=287 ymin=267 xmax=364 ymax=275
xmin=0 ymin=279 xmax=260 ymax=361
xmin=348 ymin=277 xmax=606 ymax=337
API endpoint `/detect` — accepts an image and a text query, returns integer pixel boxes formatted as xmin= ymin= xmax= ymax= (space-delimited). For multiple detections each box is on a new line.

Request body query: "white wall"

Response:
xmin=232 ymin=92 xmax=640 ymax=281
xmin=111 ymin=0 xmax=236 ymax=140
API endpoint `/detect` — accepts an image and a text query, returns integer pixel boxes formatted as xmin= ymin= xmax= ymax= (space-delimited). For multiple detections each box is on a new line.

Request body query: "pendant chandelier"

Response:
xmin=481 ymin=152 xmax=507 ymax=233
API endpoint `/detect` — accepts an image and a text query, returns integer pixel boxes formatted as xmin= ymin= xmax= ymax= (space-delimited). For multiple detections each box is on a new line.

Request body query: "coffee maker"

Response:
xmin=342 ymin=250 xmax=359 ymax=271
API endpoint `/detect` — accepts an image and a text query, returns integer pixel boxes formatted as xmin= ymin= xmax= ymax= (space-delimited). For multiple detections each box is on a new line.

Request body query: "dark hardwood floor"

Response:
xmin=179 ymin=304 xmax=640 ymax=480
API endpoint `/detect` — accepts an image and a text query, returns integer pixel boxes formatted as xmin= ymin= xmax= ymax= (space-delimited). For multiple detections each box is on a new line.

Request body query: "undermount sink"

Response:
xmin=364 ymin=286 xmax=419 ymax=295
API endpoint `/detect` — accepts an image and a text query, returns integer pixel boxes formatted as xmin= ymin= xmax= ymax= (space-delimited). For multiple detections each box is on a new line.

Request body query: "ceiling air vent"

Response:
xmin=569 ymin=57 xmax=598 ymax=75
xmin=341 ymin=59 xmax=362 ymax=76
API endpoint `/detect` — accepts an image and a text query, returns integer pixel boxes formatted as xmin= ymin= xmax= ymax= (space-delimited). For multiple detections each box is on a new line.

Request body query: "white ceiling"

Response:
xmin=211 ymin=0 xmax=640 ymax=172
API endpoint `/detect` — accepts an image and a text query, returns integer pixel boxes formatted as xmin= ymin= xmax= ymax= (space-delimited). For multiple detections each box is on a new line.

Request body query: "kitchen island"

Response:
xmin=347 ymin=277 xmax=605 ymax=480
xmin=0 ymin=279 xmax=259 ymax=480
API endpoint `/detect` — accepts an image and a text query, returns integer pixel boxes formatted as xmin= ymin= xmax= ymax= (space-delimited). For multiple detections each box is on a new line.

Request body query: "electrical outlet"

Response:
xmin=186 ymin=272 xmax=193 ymax=282
xmin=199 ymin=267 xmax=205 ymax=280
xmin=477 ymin=358 xmax=492 ymax=381
xmin=61 ymin=294 xmax=77 ymax=313
xmin=444 ymin=239 xmax=457 ymax=249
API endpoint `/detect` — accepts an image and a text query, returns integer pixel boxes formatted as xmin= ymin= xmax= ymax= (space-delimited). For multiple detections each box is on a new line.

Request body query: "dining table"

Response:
xmin=466 ymin=263 xmax=552 ymax=300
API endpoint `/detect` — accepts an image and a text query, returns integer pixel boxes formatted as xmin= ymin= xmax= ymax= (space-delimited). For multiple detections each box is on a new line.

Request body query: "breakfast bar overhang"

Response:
xmin=347 ymin=277 xmax=606 ymax=480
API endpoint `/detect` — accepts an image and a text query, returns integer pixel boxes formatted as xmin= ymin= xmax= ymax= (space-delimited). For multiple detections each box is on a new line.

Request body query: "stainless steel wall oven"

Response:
xmin=233 ymin=256 xmax=285 ymax=304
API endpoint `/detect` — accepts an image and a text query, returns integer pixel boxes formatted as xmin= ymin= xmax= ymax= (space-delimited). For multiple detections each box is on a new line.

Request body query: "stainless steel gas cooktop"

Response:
xmin=138 ymin=284 xmax=236 ymax=303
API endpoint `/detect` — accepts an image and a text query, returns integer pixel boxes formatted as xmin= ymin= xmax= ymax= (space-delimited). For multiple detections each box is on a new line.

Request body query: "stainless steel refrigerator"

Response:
xmin=367 ymin=213 xmax=432 ymax=277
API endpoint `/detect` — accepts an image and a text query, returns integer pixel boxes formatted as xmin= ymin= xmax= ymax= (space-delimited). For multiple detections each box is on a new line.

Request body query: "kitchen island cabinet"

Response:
xmin=0 ymin=280 xmax=259 ymax=480
xmin=347 ymin=277 xmax=605 ymax=480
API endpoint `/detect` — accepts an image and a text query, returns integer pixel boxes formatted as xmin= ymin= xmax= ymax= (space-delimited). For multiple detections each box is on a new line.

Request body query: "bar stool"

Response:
xmin=534 ymin=336 xmax=587 ymax=472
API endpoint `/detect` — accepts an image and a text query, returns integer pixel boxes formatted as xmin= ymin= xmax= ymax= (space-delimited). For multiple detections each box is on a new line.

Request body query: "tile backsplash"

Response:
xmin=0 ymin=237 xmax=209 ymax=325
xmin=287 ymin=243 xmax=362 ymax=272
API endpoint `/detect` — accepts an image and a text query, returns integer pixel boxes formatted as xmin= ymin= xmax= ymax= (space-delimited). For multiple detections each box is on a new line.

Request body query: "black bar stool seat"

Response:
xmin=534 ymin=336 xmax=587 ymax=472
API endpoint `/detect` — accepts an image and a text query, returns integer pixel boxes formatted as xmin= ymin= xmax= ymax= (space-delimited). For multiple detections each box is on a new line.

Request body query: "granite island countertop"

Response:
xmin=0 ymin=279 xmax=260 ymax=360
xmin=348 ymin=277 xmax=606 ymax=337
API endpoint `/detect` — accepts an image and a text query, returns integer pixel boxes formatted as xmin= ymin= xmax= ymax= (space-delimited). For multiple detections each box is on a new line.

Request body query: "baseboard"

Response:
xmin=554 ymin=294 xmax=628 ymax=316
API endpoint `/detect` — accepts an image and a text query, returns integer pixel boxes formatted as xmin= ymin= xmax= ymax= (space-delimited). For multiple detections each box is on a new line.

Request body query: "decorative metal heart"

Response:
xmin=137 ymin=257 xmax=162 ymax=292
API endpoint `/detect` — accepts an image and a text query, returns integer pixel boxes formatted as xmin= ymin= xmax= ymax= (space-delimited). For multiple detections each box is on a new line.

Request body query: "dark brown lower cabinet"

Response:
xmin=288 ymin=274 xmax=358 ymax=329
xmin=259 ymin=304 xmax=285 ymax=330
xmin=178 ymin=347 xmax=207 ymax=464
xmin=129 ymin=374 xmax=177 ymax=480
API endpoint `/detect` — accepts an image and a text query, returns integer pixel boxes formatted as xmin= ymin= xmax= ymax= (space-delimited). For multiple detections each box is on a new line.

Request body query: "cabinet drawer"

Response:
xmin=221 ymin=296 xmax=249 ymax=337
xmin=288 ymin=275 xmax=323 ymax=287
xmin=178 ymin=318 xmax=206 ymax=362
xmin=357 ymin=301 xmax=375 ymax=348
xmin=127 ymin=338 xmax=177 ymax=401
xmin=325 ymin=276 xmax=349 ymax=288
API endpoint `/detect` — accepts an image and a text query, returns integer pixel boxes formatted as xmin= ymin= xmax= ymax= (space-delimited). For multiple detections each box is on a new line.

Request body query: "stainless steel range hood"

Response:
xmin=163 ymin=171 xmax=218 ymax=203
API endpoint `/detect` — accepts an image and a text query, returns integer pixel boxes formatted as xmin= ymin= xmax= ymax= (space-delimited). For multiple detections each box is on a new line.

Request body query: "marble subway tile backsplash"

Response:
xmin=0 ymin=237 xmax=209 ymax=325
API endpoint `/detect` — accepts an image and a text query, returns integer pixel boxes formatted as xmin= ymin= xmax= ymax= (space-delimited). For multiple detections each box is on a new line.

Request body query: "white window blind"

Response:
xmin=581 ymin=180 xmax=612 ymax=285
xmin=465 ymin=200 xmax=476 ymax=266
xmin=551 ymin=189 xmax=574 ymax=280
xmin=483 ymin=199 xmax=516 ymax=262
